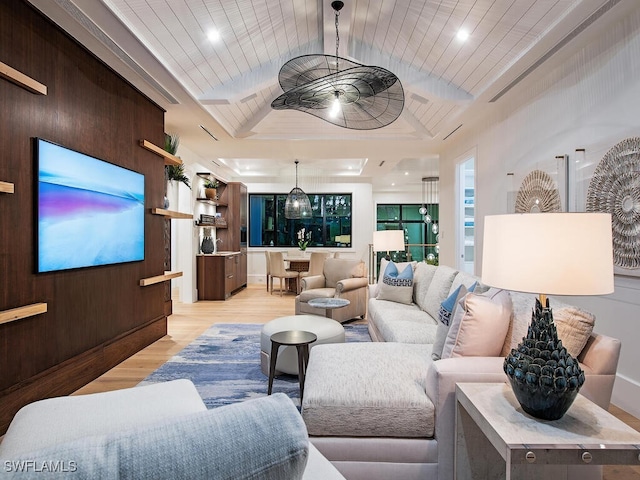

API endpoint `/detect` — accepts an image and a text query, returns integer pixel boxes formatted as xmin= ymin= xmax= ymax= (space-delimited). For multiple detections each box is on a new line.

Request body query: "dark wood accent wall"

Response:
xmin=0 ymin=0 xmax=168 ymax=433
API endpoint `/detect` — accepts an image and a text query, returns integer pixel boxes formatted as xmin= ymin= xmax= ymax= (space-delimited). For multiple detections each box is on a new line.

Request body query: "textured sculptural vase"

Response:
xmin=504 ymin=298 xmax=585 ymax=420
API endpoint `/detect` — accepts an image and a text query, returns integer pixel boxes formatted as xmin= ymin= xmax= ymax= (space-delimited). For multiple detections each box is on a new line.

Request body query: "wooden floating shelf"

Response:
xmin=0 ymin=61 xmax=47 ymax=95
xmin=139 ymin=139 xmax=182 ymax=166
xmin=0 ymin=181 xmax=14 ymax=194
xmin=196 ymin=198 xmax=227 ymax=207
xmin=151 ymin=208 xmax=193 ymax=219
xmin=0 ymin=303 xmax=48 ymax=326
xmin=195 ymin=222 xmax=227 ymax=228
xmin=140 ymin=271 xmax=183 ymax=287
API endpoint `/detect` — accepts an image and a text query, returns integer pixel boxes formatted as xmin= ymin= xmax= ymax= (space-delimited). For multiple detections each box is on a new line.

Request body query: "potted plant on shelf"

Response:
xmin=204 ymin=178 xmax=220 ymax=200
xmin=162 ymin=133 xmax=190 ymax=208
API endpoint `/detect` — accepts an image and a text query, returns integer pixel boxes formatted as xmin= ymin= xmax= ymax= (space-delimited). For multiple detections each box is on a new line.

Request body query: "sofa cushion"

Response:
xmin=423 ymin=265 xmax=458 ymax=319
xmin=413 ymin=262 xmax=437 ymax=311
xmin=554 ymin=306 xmax=595 ymax=357
xmin=449 ymin=271 xmax=482 ymax=296
xmin=7 ymin=393 xmax=309 ymax=480
xmin=302 ymin=343 xmax=435 ymax=438
xmin=441 ymin=288 xmax=512 ymax=359
xmin=377 ymin=262 xmax=414 ymax=305
xmin=368 ymin=298 xmax=438 ymax=343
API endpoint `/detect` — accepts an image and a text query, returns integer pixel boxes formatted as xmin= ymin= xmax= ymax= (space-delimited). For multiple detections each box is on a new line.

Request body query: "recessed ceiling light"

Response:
xmin=456 ymin=29 xmax=469 ymax=42
xmin=391 ymin=182 xmax=396 ymax=186
xmin=404 ymin=171 xmax=409 ymax=175
xmin=208 ymin=29 xmax=221 ymax=43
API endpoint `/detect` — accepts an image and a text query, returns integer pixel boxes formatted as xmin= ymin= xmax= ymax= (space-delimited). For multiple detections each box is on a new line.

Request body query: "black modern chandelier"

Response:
xmin=271 ymin=1 xmax=404 ymax=130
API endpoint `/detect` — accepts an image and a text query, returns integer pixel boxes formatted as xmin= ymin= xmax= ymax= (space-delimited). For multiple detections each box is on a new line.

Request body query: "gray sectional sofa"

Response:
xmin=301 ymin=261 xmax=622 ymax=480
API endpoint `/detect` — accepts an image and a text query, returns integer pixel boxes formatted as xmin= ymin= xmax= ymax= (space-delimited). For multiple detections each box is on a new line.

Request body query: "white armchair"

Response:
xmin=295 ymin=257 xmax=368 ymax=323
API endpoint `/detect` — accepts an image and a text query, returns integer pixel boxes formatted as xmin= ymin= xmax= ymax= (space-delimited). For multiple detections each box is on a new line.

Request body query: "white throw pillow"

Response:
xmin=441 ymin=288 xmax=512 ymax=359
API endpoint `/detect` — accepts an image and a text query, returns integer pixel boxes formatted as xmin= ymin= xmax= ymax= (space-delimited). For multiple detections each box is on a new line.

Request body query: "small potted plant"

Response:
xmin=203 ymin=178 xmax=220 ymax=200
xmin=297 ymin=228 xmax=311 ymax=251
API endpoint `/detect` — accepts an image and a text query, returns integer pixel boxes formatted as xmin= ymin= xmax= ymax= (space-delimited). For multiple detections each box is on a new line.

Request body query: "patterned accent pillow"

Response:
xmin=432 ymin=283 xmax=477 ymax=360
xmin=377 ymin=262 xmax=414 ymax=304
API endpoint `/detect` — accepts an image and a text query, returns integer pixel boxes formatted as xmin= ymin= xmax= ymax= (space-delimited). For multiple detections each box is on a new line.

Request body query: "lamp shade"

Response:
xmin=481 ymin=213 xmax=614 ymax=296
xmin=373 ymin=230 xmax=405 ymax=253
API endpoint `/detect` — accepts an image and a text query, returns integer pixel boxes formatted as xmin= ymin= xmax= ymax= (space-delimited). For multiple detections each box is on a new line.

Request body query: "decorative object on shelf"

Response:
xmin=203 ymin=178 xmax=220 ymax=200
xmin=164 ymin=133 xmax=179 ymax=155
xmin=271 ymin=1 xmax=404 ymax=130
xmin=215 ymin=216 xmax=227 ymax=227
xmin=163 ymin=134 xmax=189 ymax=209
xmin=201 ymin=227 xmax=215 ymax=254
xmin=586 ymin=137 xmax=640 ymax=274
xmin=515 ymin=169 xmax=561 ymax=213
xmin=200 ymin=214 xmax=216 ymax=225
xmin=419 ymin=177 xmax=439 ymax=224
xmin=297 ymin=228 xmax=311 ymax=251
xmin=373 ymin=230 xmax=405 ymax=261
xmin=482 ymin=213 xmax=614 ymax=420
xmin=285 ymin=161 xmax=312 ymax=219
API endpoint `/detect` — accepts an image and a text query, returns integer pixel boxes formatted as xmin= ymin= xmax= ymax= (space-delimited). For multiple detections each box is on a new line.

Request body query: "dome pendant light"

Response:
xmin=284 ymin=161 xmax=312 ymax=219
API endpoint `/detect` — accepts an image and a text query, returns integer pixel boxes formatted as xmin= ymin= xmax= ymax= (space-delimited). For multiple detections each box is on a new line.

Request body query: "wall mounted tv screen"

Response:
xmin=36 ymin=138 xmax=145 ymax=273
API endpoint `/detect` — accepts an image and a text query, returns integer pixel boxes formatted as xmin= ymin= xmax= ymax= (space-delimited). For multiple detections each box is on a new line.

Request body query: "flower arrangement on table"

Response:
xmin=297 ymin=228 xmax=311 ymax=251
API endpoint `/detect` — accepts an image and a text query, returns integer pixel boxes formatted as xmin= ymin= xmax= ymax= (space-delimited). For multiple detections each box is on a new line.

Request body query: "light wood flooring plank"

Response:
xmin=73 ymin=285 xmax=639 ymax=479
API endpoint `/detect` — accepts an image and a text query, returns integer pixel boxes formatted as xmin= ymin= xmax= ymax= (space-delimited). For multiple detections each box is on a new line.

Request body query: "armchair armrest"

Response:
xmin=301 ymin=275 xmax=326 ymax=291
xmin=336 ymin=277 xmax=369 ymax=294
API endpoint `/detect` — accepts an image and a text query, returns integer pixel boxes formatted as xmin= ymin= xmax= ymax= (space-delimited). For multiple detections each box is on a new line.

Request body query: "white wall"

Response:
xmin=245 ymin=182 xmax=374 ymax=287
xmin=438 ymin=4 xmax=640 ymax=416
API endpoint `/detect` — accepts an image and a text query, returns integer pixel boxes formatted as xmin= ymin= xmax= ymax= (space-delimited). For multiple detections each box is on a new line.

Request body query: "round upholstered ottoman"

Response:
xmin=260 ymin=315 xmax=345 ymax=376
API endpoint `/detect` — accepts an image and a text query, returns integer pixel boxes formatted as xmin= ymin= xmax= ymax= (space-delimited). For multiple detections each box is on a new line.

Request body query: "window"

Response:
xmin=376 ymin=203 xmax=439 ymax=268
xmin=249 ymin=193 xmax=352 ymax=248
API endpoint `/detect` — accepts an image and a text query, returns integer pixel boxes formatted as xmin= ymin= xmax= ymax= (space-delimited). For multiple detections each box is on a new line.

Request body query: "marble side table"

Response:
xmin=307 ymin=297 xmax=350 ymax=310
xmin=455 ymin=382 xmax=640 ymax=480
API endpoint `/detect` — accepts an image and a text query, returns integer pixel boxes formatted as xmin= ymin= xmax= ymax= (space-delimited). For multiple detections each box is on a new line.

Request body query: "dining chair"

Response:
xmin=264 ymin=251 xmax=271 ymax=292
xmin=299 ymin=251 xmax=333 ymax=280
xmin=270 ymin=251 xmax=299 ymax=296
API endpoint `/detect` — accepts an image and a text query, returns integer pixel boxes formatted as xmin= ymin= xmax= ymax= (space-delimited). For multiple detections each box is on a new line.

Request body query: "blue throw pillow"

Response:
xmin=377 ymin=262 xmax=414 ymax=304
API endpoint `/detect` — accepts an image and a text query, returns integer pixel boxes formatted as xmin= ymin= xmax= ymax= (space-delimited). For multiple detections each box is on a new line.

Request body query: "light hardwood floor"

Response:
xmin=75 ymin=284 xmax=640 ymax=479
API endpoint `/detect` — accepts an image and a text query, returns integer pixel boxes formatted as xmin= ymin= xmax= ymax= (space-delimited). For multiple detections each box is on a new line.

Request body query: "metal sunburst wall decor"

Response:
xmin=586 ymin=137 xmax=640 ymax=271
xmin=515 ymin=169 xmax=562 ymax=213
xmin=271 ymin=1 xmax=404 ymax=130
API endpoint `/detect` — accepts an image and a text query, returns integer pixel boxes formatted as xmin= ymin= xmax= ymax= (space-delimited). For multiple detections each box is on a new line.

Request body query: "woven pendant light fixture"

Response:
xmin=285 ymin=161 xmax=313 ymax=219
xmin=271 ymin=1 xmax=404 ymax=130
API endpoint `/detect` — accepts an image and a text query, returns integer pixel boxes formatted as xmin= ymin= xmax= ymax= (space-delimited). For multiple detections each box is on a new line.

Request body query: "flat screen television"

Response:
xmin=36 ymin=138 xmax=145 ymax=273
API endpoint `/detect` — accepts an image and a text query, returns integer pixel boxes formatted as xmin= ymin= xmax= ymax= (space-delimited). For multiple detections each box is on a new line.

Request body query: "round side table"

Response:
xmin=268 ymin=330 xmax=317 ymax=402
xmin=307 ymin=297 xmax=350 ymax=310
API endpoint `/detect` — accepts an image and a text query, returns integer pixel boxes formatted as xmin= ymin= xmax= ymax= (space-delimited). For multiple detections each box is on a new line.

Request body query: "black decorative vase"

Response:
xmin=201 ymin=235 xmax=214 ymax=254
xmin=503 ymin=298 xmax=585 ymax=420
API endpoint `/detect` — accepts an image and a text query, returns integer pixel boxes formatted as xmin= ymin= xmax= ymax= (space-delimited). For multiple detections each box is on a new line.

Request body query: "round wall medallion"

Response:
xmin=586 ymin=137 xmax=640 ymax=270
xmin=515 ymin=170 xmax=562 ymax=213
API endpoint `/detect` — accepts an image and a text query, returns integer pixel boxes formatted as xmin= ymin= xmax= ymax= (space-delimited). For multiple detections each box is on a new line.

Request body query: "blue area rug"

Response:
xmin=140 ymin=322 xmax=370 ymax=408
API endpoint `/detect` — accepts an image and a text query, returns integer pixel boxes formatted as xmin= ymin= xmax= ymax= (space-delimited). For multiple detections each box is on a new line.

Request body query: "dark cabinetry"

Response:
xmin=197 ymin=254 xmax=243 ymax=300
xmin=195 ymin=180 xmax=247 ymax=300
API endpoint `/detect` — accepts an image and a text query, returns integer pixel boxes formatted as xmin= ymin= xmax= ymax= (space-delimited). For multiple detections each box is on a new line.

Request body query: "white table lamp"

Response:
xmin=373 ymin=230 xmax=405 ymax=260
xmin=481 ymin=212 xmax=614 ymax=420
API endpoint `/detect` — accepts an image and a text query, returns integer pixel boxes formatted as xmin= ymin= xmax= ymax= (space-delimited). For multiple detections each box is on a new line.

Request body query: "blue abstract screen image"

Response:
xmin=37 ymin=139 xmax=145 ymax=272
